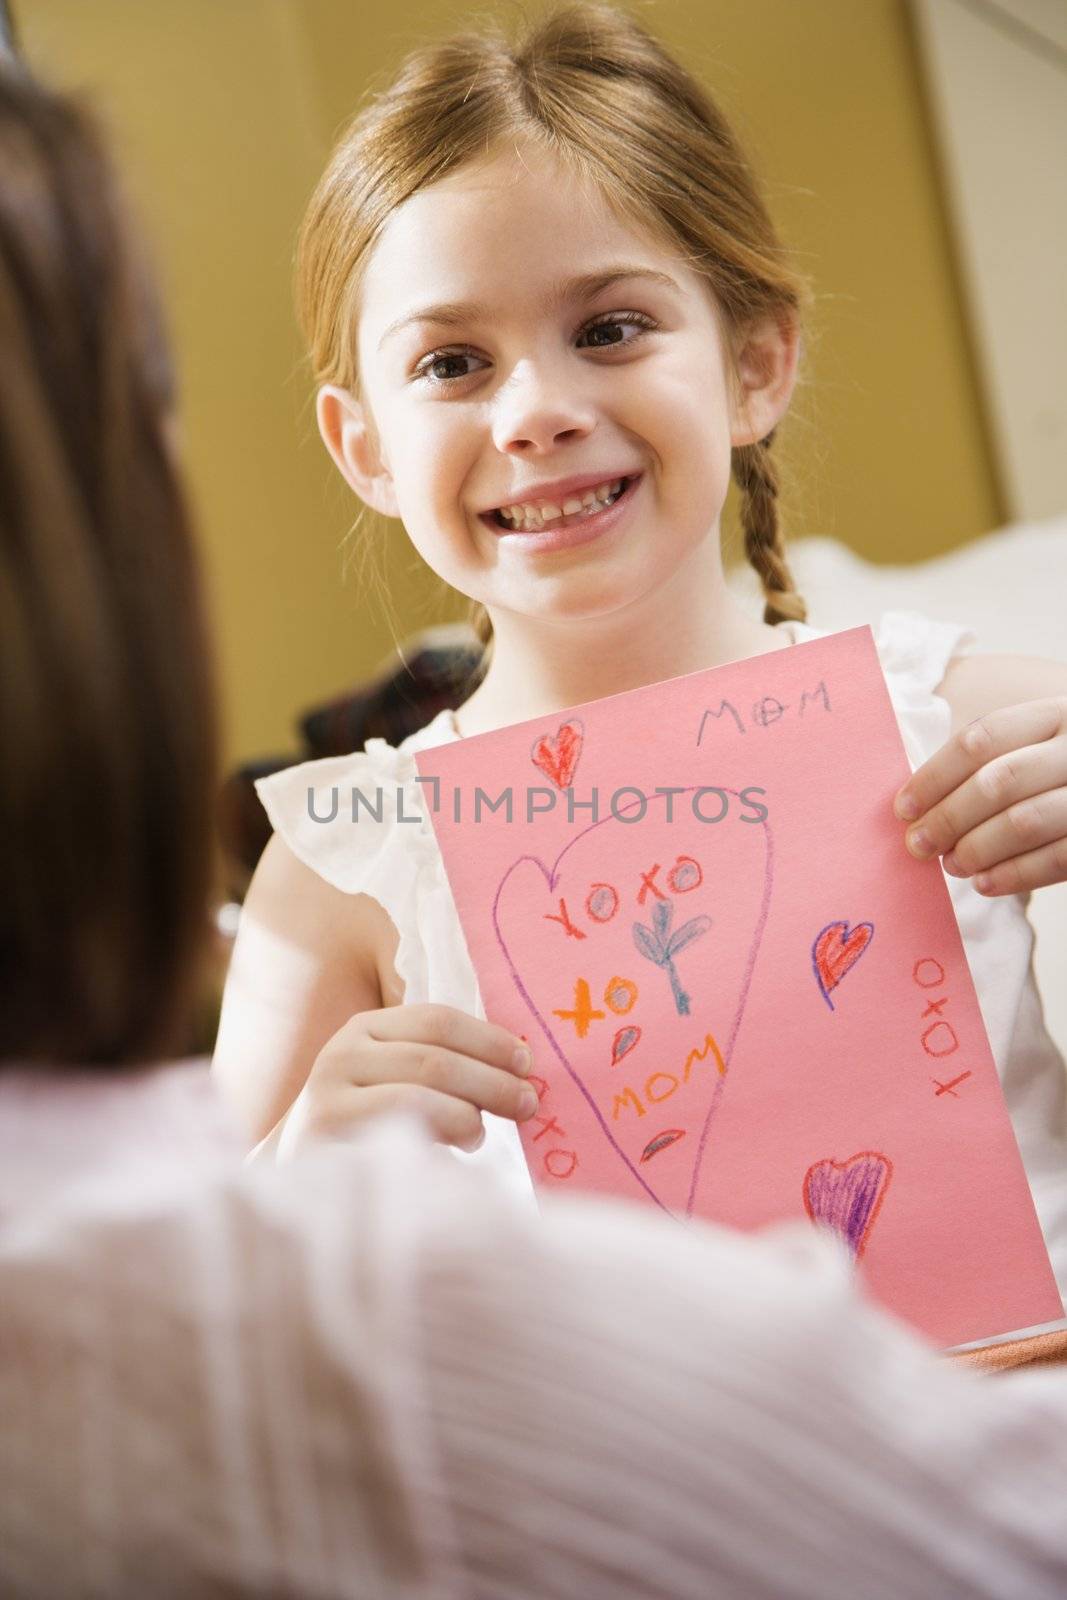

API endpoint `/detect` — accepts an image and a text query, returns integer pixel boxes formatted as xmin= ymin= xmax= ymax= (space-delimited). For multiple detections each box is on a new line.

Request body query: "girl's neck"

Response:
xmin=454 ymin=540 xmax=795 ymax=737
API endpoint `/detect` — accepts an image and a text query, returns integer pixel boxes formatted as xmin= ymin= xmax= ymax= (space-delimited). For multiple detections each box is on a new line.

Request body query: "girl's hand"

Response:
xmin=273 ymin=1003 xmax=538 ymax=1163
xmin=894 ymin=696 xmax=1067 ymax=895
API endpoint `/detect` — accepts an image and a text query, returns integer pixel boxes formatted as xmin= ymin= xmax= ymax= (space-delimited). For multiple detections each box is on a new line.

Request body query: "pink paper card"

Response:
xmin=414 ymin=626 xmax=1062 ymax=1347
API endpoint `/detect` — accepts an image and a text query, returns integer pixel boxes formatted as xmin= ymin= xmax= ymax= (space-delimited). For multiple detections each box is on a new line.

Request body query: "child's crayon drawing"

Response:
xmin=812 ymin=919 xmax=875 ymax=1010
xmin=490 ymin=788 xmax=772 ymax=1219
xmin=803 ymin=1150 xmax=893 ymax=1259
xmin=530 ymin=719 xmax=584 ymax=789
xmin=415 ymin=626 xmax=1062 ymax=1347
xmin=632 ymin=898 xmax=713 ymax=1016
xmin=611 ymin=1024 xmax=641 ymax=1065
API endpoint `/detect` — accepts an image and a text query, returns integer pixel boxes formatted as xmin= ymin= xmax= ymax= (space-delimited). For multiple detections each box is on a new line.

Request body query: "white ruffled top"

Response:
xmin=256 ymin=611 xmax=1067 ymax=1326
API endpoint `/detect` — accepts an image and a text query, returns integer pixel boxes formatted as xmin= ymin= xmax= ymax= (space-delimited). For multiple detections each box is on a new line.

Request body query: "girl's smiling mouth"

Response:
xmin=480 ymin=471 xmax=643 ymax=554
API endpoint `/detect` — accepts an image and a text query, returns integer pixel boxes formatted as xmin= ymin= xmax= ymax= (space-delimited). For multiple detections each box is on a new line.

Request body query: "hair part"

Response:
xmin=297 ymin=0 xmax=812 ymax=635
xmin=0 ymin=61 xmax=218 ymax=1065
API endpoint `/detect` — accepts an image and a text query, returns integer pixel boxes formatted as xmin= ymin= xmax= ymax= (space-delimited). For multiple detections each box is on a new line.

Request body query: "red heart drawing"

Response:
xmin=493 ymin=789 xmax=773 ymax=1218
xmin=812 ymin=920 xmax=874 ymax=1010
xmin=803 ymin=1150 xmax=893 ymax=1259
xmin=530 ymin=720 xmax=584 ymax=790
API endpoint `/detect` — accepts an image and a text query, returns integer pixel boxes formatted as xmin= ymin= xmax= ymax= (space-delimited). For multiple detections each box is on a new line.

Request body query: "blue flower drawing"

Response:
xmin=632 ymin=899 xmax=712 ymax=1017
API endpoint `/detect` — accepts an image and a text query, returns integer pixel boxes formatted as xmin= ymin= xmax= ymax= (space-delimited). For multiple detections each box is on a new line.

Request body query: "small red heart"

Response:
xmin=530 ymin=720 xmax=584 ymax=790
xmin=813 ymin=920 xmax=874 ymax=1010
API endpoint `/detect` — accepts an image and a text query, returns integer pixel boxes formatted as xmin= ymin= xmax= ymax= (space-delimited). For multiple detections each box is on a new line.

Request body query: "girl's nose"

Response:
xmin=491 ymin=362 xmax=598 ymax=455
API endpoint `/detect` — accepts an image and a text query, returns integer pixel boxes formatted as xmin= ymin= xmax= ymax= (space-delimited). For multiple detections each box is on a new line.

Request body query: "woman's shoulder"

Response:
xmin=0 ymin=1058 xmax=240 ymax=1218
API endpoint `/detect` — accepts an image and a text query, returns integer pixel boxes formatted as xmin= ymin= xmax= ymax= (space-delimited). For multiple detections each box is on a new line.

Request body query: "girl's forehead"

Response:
xmin=359 ymin=149 xmax=691 ymax=350
xmin=377 ymin=148 xmax=647 ymax=261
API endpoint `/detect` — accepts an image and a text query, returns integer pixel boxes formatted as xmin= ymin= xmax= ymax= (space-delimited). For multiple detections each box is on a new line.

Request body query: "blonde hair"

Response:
xmin=296 ymin=1 xmax=812 ymax=643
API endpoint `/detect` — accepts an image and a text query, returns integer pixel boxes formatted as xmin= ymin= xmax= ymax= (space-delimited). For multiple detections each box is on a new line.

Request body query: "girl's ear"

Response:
xmin=728 ymin=313 xmax=801 ymax=448
xmin=316 ymin=385 xmax=401 ymax=518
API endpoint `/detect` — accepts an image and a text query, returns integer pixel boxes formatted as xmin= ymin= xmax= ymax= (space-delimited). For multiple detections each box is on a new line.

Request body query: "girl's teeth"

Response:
xmin=501 ymin=479 xmax=625 ymax=529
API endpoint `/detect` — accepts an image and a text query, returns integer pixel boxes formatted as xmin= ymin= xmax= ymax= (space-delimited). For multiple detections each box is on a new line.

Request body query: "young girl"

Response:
xmin=212 ymin=2 xmax=1067 ymax=1351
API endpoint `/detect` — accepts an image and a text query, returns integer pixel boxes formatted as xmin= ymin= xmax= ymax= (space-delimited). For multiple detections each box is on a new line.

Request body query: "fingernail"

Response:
xmin=974 ymin=872 xmax=994 ymax=893
xmin=895 ymin=791 xmax=920 ymax=821
xmin=519 ymin=1087 xmax=539 ymax=1118
xmin=512 ymin=1044 xmax=532 ymax=1074
xmin=906 ymin=828 xmax=933 ymax=858
xmin=942 ymin=852 xmax=964 ymax=875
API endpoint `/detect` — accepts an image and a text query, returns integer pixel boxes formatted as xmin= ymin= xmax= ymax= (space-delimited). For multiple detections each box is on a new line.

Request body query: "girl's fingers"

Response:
xmin=904 ymin=741 xmax=1067 ymax=861
xmin=355 ymin=1039 xmax=539 ymax=1123
xmin=894 ymin=699 xmax=1067 ymax=834
xmin=331 ymin=1082 xmax=488 ymax=1151
xmin=968 ymin=836 xmax=1067 ymax=897
xmin=364 ymin=1002 xmax=531 ymax=1075
xmin=943 ymin=786 xmax=1067 ymax=879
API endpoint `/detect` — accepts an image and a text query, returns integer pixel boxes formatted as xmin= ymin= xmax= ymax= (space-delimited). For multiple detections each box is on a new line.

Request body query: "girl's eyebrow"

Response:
xmin=377 ymin=264 xmax=681 ymax=351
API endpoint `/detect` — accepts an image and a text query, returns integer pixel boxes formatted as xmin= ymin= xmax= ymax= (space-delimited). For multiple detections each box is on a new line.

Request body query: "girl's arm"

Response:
xmin=213 ymin=833 xmax=536 ymax=1155
xmin=937 ymin=654 xmax=1067 ymax=733
xmin=212 ymin=833 xmax=389 ymax=1144
xmin=895 ymin=654 xmax=1067 ymax=895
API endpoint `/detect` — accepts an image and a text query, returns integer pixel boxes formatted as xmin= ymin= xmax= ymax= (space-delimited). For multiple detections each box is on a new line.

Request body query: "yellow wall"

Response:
xmin=15 ymin=0 xmax=1002 ymax=767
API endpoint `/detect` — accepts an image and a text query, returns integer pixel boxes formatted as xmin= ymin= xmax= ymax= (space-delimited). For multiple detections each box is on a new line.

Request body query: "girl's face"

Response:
xmin=327 ymin=141 xmax=788 ymax=626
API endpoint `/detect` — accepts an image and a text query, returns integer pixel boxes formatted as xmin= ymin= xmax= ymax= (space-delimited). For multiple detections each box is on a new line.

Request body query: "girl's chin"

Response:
xmin=487 ymin=571 xmax=658 ymax=627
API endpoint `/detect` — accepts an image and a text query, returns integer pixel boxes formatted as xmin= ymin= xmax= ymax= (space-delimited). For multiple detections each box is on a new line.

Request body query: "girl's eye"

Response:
xmin=412 ymin=310 xmax=658 ymax=387
xmin=576 ymin=310 xmax=658 ymax=351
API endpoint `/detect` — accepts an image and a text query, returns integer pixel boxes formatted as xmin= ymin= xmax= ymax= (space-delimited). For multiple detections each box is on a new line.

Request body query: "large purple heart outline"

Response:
xmin=491 ymin=788 xmax=775 ymax=1217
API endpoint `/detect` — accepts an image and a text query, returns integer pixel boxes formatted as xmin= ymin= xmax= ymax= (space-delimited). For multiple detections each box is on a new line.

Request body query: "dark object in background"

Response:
xmin=217 ymin=625 xmax=483 ymax=891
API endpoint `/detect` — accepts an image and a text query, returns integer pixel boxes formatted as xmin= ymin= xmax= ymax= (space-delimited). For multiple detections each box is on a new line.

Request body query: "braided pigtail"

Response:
xmin=732 ymin=430 xmax=807 ymax=626
xmin=470 ymin=601 xmax=493 ymax=649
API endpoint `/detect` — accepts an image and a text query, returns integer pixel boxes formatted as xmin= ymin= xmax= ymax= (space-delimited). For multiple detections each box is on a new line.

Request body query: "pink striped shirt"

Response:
xmin=2 ymin=1101 xmax=1066 ymax=1598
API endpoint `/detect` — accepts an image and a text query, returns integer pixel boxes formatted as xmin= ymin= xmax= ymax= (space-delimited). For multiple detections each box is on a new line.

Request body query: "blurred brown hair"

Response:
xmin=0 ymin=59 xmax=217 ymax=1064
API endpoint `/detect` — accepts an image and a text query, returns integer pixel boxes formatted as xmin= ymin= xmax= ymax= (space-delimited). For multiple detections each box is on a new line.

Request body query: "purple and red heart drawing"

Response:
xmin=803 ymin=1150 xmax=893 ymax=1258
xmin=812 ymin=919 xmax=875 ymax=1010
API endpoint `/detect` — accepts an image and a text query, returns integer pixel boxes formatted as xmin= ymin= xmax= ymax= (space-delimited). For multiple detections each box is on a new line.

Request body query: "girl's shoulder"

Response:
xmin=252 ymin=702 xmax=483 ymax=1018
xmin=253 ymin=706 xmax=460 ymax=897
xmin=787 ymin=607 xmax=976 ymax=700
xmin=786 ymin=608 xmax=976 ymax=767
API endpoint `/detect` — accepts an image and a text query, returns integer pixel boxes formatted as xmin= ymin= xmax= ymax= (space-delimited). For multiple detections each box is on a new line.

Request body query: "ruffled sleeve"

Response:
xmin=253 ymin=722 xmax=483 ymax=1018
xmin=253 ymin=715 xmax=537 ymax=1202
xmin=868 ymin=608 xmax=977 ymax=770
